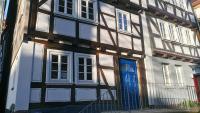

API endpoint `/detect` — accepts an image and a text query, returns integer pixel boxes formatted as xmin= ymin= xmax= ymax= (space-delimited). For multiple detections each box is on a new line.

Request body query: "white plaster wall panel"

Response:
xmin=79 ymin=23 xmax=97 ymax=42
xmin=183 ymin=46 xmax=190 ymax=55
xmin=99 ymin=54 xmax=114 ymax=67
xmin=176 ymin=9 xmax=182 ymax=18
xmin=166 ymin=5 xmax=174 ymax=14
xmin=133 ymin=38 xmax=142 ymax=51
xmin=100 ymin=29 xmax=116 ymax=45
xmin=148 ymin=0 xmax=156 ymax=6
xmin=36 ymin=12 xmax=50 ymax=32
xmin=100 ymin=69 xmax=115 ymax=86
xmin=39 ymin=0 xmax=51 ymax=11
xmin=6 ymin=49 xmax=21 ymax=110
xmin=163 ymin=42 xmax=172 ymax=51
xmin=118 ymin=33 xmax=132 ymax=49
xmin=76 ymin=88 xmax=97 ymax=101
xmin=132 ymin=25 xmax=141 ymax=37
xmin=53 ymin=17 xmax=76 ymax=37
xmin=130 ymin=0 xmax=140 ymax=5
xmin=150 ymin=18 xmax=159 ymax=34
xmin=154 ymin=38 xmax=163 ymax=49
xmin=30 ymin=88 xmax=41 ymax=103
xmin=190 ymin=48 xmax=195 ymax=56
xmin=195 ymin=8 xmax=200 ymax=19
xmin=174 ymin=45 xmax=182 ymax=53
xmin=100 ymin=89 xmax=116 ymax=100
xmin=45 ymin=88 xmax=71 ymax=102
xmin=131 ymin=14 xmax=140 ymax=24
xmin=100 ymin=14 xmax=116 ymax=30
xmin=197 ymin=48 xmax=200 ymax=57
xmin=99 ymin=2 xmax=115 ymax=16
xmin=32 ymin=43 xmax=44 ymax=82
xmin=141 ymin=0 xmax=148 ymax=8
xmin=15 ymin=42 xmax=35 ymax=111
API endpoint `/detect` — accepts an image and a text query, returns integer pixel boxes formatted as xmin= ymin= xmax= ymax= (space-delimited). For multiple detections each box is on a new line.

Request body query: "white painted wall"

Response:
xmin=118 ymin=34 xmax=132 ymax=49
xmin=53 ymin=17 xmax=76 ymax=37
xmin=79 ymin=23 xmax=97 ymax=42
xmin=36 ymin=12 xmax=50 ymax=33
xmin=100 ymin=29 xmax=117 ymax=45
xmin=99 ymin=54 xmax=114 ymax=67
xmin=39 ymin=0 xmax=51 ymax=11
xmin=6 ymin=42 xmax=45 ymax=111
xmin=100 ymin=69 xmax=115 ymax=86
xmin=75 ymin=88 xmax=97 ymax=101
xmin=100 ymin=89 xmax=116 ymax=100
xmin=32 ymin=43 xmax=44 ymax=82
xmin=45 ymin=88 xmax=71 ymax=102
xmin=30 ymin=88 xmax=41 ymax=103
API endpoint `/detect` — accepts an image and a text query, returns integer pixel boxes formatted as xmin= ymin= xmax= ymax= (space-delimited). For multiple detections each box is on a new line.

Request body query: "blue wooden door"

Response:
xmin=119 ymin=59 xmax=140 ymax=110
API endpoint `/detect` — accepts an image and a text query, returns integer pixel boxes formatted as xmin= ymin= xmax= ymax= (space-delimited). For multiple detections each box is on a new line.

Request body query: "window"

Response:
xmin=80 ymin=0 xmax=95 ymax=20
xmin=47 ymin=49 xmax=73 ymax=83
xmin=186 ymin=30 xmax=191 ymax=45
xmin=56 ymin=0 xmax=74 ymax=15
xmin=168 ymin=24 xmax=175 ymax=41
xmin=176 ymin=27 xmax=183 ymax=43
xmin=162 ymin=64 xmax=171 ymax=85
xmin=75 ymin=53 xmax=97 ymax=84
xmin=117 ymin=10 xmax=129 ymax=32
xmin=158 ymin=20 xmax=166 ymax=39
xmin=175 ymin=65 xmax=183 ymax=86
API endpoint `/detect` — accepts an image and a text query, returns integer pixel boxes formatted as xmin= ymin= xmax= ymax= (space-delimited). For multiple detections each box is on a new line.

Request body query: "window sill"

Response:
xmin=76 ymin=80 xmax=98 ymax=85
xmin=45 ymin=80 xmax=72 ymax=85
xmin=118 ymin=29 xmax=133 ymax=36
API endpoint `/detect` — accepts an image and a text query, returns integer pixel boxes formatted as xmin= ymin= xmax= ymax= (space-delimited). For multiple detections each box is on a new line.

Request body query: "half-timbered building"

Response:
xmin=144 ymin=0 xmax=200 ymax=107
xmin=2 ymin=0 xmax=200 ymax=113
xmin=3 ymin=0 xmax=147 ymax=112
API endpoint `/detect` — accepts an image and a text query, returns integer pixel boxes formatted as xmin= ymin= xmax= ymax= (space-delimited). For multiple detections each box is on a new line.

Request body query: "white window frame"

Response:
xmin=46 ymin=49 xmax=73 ymax=84
xmin=175 ymin=65 xmax=183 ymax=86
xmin=54 ymin=0 xmax=76 ymax=17
xmin=78 ymin=0 xmax=98 ymax=22
xmin=75 ymin=53 xmax=97 ymax=85
xmin=162 ymin=63 xmax=171 ymax=86
xmin=116 ymin=9 xmax=131 ymax=33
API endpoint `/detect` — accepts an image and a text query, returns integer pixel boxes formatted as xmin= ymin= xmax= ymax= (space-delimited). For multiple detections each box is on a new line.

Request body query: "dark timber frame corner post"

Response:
xmin=0 ymin=0 xmax=18 ymax=113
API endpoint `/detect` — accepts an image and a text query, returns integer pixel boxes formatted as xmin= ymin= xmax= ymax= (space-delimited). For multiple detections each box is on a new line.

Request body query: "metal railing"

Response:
xmin=79 ymin=83 xmax=200 ymax=113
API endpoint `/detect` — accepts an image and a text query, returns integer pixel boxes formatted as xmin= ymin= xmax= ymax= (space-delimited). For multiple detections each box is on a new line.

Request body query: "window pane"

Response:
xmin=79 ymin=73 xmax=84 ymax=80
xmin=123 ymin=14 xmax=127 ymax=31
xmin=52 ymin=55 xmax=58 ymax=62
xmin=52 ymin=63 xmax=58 ymax=70
xmin=79 ymin=65 xmax=84 ymax=72
xmin=51 ymin=71 xmax=58 ymax=79
xmin=87 ymin=58 xmax=92 ymax=65
xmin=61 ymin=56 xmax=68 ymax=63
xmin=59 ymin=6 xmax=64 ymax=12
xmin=61 ymin=64 xmax=68 ymax=71
xmin=79 ymin=58 xmax=84 ymax=65
xmin=81 ymin=0 xmax=86 ymax=6
xmin=82 ymin=12 xmax=87 ymax=18
xmin=67 ymin=8 xmax=72 ymax=14
xmin=89 ymin=14 xmax=94 ymax=20
xmin=59 ymin=0 xmax=65 ymax=6
xmin=87 ymin=73 xmax=92 ymax=80
xmin=118 ymin=12 xmax=123 ymax=30
xmin=61 ymin=72 xmax=67 ymax=79
xmin=87 ymin=66 xmax=92 ymax=72
xmin=88 ymin=2 xmax=94 ymax=20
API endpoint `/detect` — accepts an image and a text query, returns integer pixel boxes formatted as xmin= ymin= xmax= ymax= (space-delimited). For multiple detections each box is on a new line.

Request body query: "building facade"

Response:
xmin=2 ymin=0 xmax=200 ymax=113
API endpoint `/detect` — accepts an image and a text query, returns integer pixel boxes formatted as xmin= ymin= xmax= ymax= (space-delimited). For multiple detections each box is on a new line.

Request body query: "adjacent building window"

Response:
xmin=176 ymin=27 xmax=183 ymax=43
xmin=162 ymin=64 xmax=171 ymax=85
xmin=117 ymin=10 xmax=129 ymax=32
xmin=47 ymin=50 xmax=73 ymax=83
xmin=158 ymin=21 xmax=166 ymax=39
xmin=75 ymin=53 xmax=97 ymax=84
xmin=81 ymin=0 xmax=94 ymax=20
xmin=56 ymin=0 xmax=73 ymax=15
xmin=175 ymin=65 xmax=183 ymax=86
